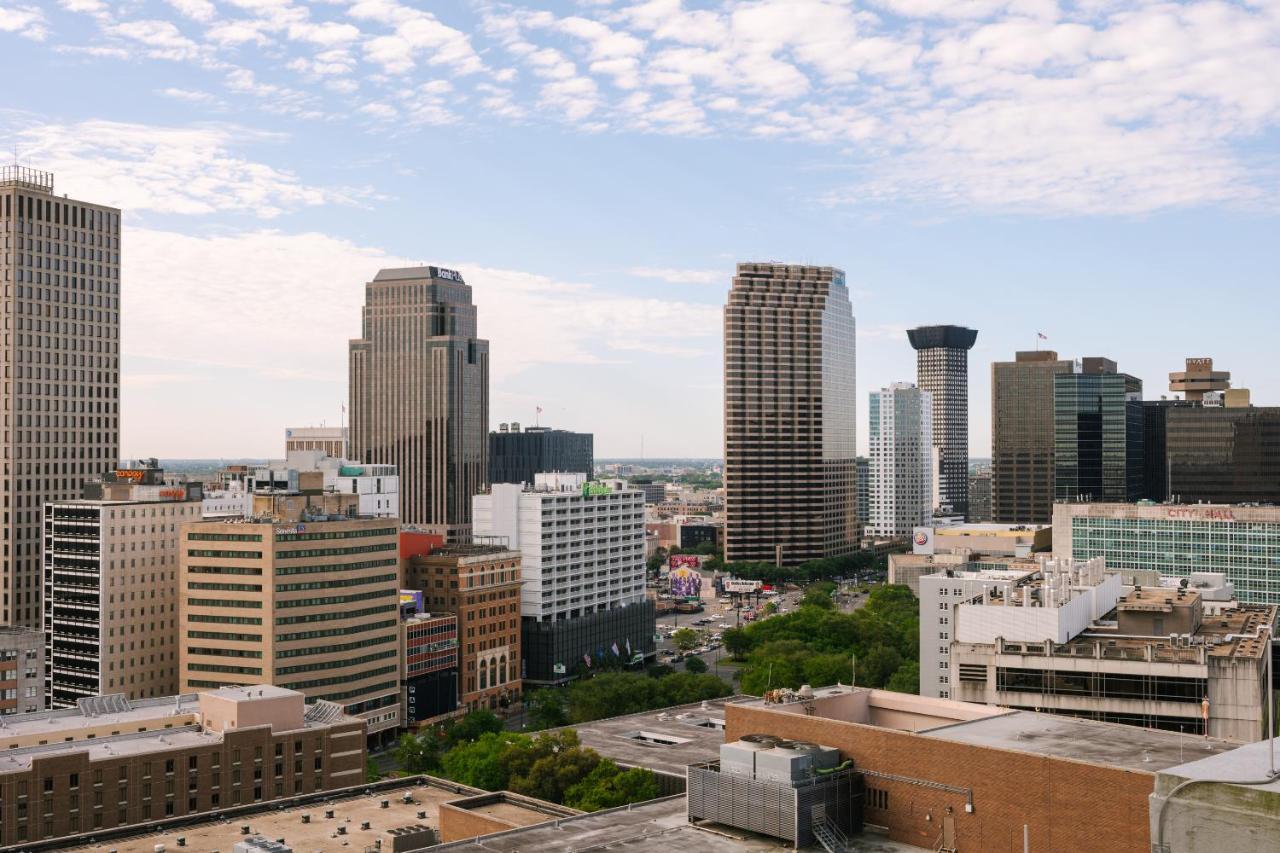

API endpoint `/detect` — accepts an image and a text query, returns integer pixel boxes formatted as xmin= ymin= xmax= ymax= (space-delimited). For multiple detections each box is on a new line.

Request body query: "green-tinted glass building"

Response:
xmin=1054 ymin=359 xmax=1144 ymax=503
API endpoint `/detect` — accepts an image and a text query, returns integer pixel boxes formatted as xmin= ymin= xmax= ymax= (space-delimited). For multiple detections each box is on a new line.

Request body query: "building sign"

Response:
xmin=669 ymin=555 xmax=701 ymax=570
xmin=274 ymin=524 xmax=307 ymax=535
xmin=433 ymin=267 xmax=464 ymax=283
xmin=1166 ymin=508 xmax=1235 ymax=521
xmin=115 ymin=469 xmax=145 ymax=483
xmin=913 ymin=527 xmax=935 ymax=555
xmin=157 ymin=487 xmax=186 ymax=500
xmin=723 ymin=579 xmax=762 ymax=594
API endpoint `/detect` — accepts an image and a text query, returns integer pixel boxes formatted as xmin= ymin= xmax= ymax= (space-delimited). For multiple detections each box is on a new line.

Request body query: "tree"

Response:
xmin=365 ymin=757 xmax=382 ymax=783
xmin=525 ymin=688 xmax=569 ymax=730
xmin=801 ymin=585 xmax=835 ymax=610
xmin=564 ymin=761 xmax=660 ymax=811
xmin=510 ymin=746 xmax=602 ymax=804
xmin=885 ymin=660 xmax=919 ymax=694
xmin=722 ymin=627 xmax=752 ymax=660
xmin=395 ymin=732 xmax=441 ymax=775
xmin=445 ymin=709 xmax=504 ymax=747
xmin=441 ymin=731 xmax=525 ymax=790
xmin=684 ymin=655 xmax=708 ymax=673
xmin=671 ymin=627 xmax=700 ymax=652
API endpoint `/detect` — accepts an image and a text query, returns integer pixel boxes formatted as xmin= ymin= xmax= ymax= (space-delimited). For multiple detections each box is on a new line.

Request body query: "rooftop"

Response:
xmin=0 ymin=694 xmax=201 ymax=745
xmin=553 ymin=696 xmax=752 ymax=778
xmin=935 ymin=523 xmax=1048 ymax=536
xmin=1153 ymin=736 xmax=1280 ymax=794
xmin=58 ymin=777 xmax=485 ymax=853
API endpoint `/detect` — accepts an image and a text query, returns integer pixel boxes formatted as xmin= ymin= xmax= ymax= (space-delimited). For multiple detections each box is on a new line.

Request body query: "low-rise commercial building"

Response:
xmin=179 ymin=491 xmax=402 ymax=747
xmin=404 ymin=544 xmax=522 ymax=712
xmin=909 ymin=521 xmax=1050 ymax=558
xmin=401 ymin=611 xmax=459 ymax=726
xmin=43 ymin=464 xmax=203 ymax=708
xmin=1054 ymin=501 xmax=1280 ymax=605
xmin=284 ymin=425 xmax=348 ymax=458
xmin=0 ymin=686 xmax=364 ymax=849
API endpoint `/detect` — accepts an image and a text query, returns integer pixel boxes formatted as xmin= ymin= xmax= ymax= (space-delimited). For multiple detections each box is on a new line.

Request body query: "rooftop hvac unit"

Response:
xmin=720 ymin=737 xmax=777 ymax=778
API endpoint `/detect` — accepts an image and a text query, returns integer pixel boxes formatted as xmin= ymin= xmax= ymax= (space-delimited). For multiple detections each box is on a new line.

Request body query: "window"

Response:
xmin=868 ymin=788 xmax=889 ymax=810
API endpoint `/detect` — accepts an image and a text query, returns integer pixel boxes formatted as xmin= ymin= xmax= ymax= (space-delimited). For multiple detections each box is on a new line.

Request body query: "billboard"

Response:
xmin=723 ymin=579 xmax=762 ymax=594
xmin=670 ymin=567 xmax=702 ymax=600
xmin=399 ymin=590 xmax=424 ymax=614
xmin=669 ymin=555 xmax=701 ymax=570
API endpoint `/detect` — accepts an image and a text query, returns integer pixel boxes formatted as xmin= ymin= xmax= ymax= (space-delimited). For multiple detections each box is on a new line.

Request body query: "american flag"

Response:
xmin=1037 ymin=332 xmax=1048 ymax=340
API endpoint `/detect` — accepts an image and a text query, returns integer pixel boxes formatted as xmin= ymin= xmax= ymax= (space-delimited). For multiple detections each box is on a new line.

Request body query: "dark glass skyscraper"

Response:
xmin=349 ymin=266 xmax=489 ymax=538
xmin=489 ymin=425 xmax=593 ymax=485
xmin=1166 ymin=405 xmax=1280 ymax=504
xmin=723 ymin=263 xmax=857 ymax=565
xmin=992 ymin=351 xmax=1073 ymax=523
xmin=1053 ymin=359 xmax=1144 ymax=503
xmin=907 ymin=325 xmax=977 ymax=516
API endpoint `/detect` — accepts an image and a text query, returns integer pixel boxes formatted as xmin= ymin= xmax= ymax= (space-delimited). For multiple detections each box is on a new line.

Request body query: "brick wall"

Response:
xmin=727 ymin=705 xmax=1153 ymax=853
xmin=437 ymin=802 xmax=518 ymax=843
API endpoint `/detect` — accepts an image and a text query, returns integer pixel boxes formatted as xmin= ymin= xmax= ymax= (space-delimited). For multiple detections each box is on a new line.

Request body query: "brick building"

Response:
xmin=0 ymin=685 xmax=364 ymax=848
xmin=404 ymin=544 xmax=522 ymax=712
xmin=0 ymin=627 xmax=43 ymax=715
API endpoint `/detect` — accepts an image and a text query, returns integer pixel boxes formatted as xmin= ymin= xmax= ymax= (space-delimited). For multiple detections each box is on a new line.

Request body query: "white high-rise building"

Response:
xmin=473 ymin=473 xmax=653 ymax=685
xmin=867 ymin=383 xmax=934 ymax=539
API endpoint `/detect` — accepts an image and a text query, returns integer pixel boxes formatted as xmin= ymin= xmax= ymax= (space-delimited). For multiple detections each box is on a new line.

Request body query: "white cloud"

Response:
xmin=12 ymin=119 xmax=366 ymax=217
xmin=106 ymin=19 xmax=206 ymax=61
xmin=0 ymin=4 xmax=47 ymax=40
xmin=628 ymin=266 xmax=725 ymax=285
xmin=157 ymin=87 xmax=224 ymax=105
xmin=165 ymin=0 xmax=217 ymax=23
xmin=349 ymin=0 xmax=485 ymax=75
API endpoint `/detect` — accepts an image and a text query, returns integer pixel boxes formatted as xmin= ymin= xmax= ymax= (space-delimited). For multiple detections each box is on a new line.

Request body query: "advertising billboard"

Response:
xmin=668 ymin=555 xmax=701 ymax=570
xmin=723 ymin=579 xmax=762 ymax=594
xmin=669 ymin=567 xmax=702 ymax=600
xmin=912 ymin=527 xmax=935 ymax=555
xmin=399 ymin=590 xmax=424 ymax=615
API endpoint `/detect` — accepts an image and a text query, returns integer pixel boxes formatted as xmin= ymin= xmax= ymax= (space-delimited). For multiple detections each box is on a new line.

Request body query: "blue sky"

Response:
xmin=2 ymin=0 xmax=1277 ymax=459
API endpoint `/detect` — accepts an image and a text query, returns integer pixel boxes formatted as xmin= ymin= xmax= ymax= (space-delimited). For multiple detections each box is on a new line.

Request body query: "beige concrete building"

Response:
xmin=43 ymin=464 xmax=202 ymax=709
xmin=0 ymin=686 xmax=365 ymax=848
xmin=284 ymin=425 xmax=348 ymax=458
xmin=1 ymin=167 xmax=121 ymax=627
xmin=349 ymin=266 xmax=489 ymax=540
xmin=179 ymin=491 xmax=402 ymax=747
xmin=1169 ymin=356 xmax=1231 ymax=401
xmin=723 ymin=263 xmax=858 ymax=565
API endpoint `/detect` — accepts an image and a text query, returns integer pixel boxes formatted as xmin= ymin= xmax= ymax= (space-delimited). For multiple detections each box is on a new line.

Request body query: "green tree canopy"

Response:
xmin=670 ymin=627 xmax=700 ymax=652
xmin=684 ymin=655 xmax=708 ymax=673
xmin=564 ymin=761 xmax=661 ymax=811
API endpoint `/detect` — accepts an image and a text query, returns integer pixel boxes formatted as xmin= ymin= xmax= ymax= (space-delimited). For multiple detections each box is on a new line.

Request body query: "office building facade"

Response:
xmin=1055 ymin=502 xmax=1280 ymax=605
xmin=473 ymin=474 xmax=652 ymax=685
xmin=866 ymin=384 xmax=933 ymax=539
xmin=404 ymin=545 xmax=522 ymax=712
xmin=907 ymin=326 xmax=977 ymax=516
xmin=43 ymin=465 xmax=202 ymax=709
xmin=1 ymin=167 xmax=121 ymax=627
xmin=1169 ymin=357 xmax=1230 ymax=401
xmin=0 ymin=627 xmax=43 ymax=714
xmin=179 ymin=493 xmax=402 ymax=746
xmin=991 ymin=351 xmax=1074 ymax=524
xmin=349 ymin=266 xmax=488 ymax=539
xmin=1053 ymin=360 xmax=1144 ymax=503
xmin=1165 ymin=404 xmax=1280 ymax=504
xmin=489 ymin=424 xmax=593 ymax=486
xmin=284 ymin=426 xmax=348 ymax=458
xmin=723 ymin=263 xmax=857 ymax=565
xmin=401 ymin=612 xmax=459 ymax=725
xmin=967 ymin=468 xmax=992 ymax=522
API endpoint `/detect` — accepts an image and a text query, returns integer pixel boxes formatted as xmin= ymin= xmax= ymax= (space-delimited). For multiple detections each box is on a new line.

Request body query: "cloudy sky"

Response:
xmin=2 ymin=0 xmax=1277 ymax=459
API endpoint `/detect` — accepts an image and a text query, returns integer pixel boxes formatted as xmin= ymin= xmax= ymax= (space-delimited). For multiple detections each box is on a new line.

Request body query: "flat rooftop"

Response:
xmin=554 ymin=696 xmax=752 ymax=778
xmin=60 ymin=778 xmax=483 ymax=853
xmin=1153 ymin=736 xmax=1280 ymax=793
xmin=923 ymin=710 xmax=1232 ymax=773
xmin=426 ymin=794 xmax=788 ymax=852
xmin=936 ymin=524 xmax=1048 ymax=536
xmin=0 ymin=694 xmax=201 ymax=745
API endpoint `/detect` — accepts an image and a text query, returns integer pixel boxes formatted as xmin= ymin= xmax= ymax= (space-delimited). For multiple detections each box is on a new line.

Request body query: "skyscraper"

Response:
xmin=991 ymin=351 xmax=1073 ymax=524
xmin=349 ymin=266 xmax=488 ymax=538
xmin=1053 ymin=358 xmax=1144 ymax=503
xmin=489 ymin=423 xmax=593 ymax=485
xmin=907 ymin=325 xmax=977 ymax=516
xmin=723 ymin=263 xmax=857 ymax=565
xmin=1 ymin=167 xmax=121 ymax=627
xmin=867 ymin=383 xmax=933 ymax=538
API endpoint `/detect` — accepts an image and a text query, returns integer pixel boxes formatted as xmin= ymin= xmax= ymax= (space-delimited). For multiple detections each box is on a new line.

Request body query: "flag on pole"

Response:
xmin=611 ymin=641 xmax=621 ymax=657
xmin=625 ymin=638 xmax=632 ymax=656
xmin=1037 ymin=332 xmax=1048 ymax=340
xmin=583 ymin=654 xmax=592 ymax=668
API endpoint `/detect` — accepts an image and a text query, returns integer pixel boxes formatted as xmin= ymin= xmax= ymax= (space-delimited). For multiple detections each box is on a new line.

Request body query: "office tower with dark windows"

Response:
xmin=1 ymin=167 xmax=121 ymax=627
xmin=1053 ymin=359 xmax=1144 ymax=504
xmin=723 ymin=263 xmax=857 ymax=565
xmin=854 ymin=456 xmax=870 ymax=532
xmin=867 ymin=383 xmax=933 ymax=539
xmin=1165 ymin=397 xmax=1280 ymax=505
xmin=967 ymin=467 xmax=992 ymax=522
xmin=489 ymin=423 xmax=593 ymax=485
xmin=349 ymin=266 xmax=488 ymax=540
xmin=907 ymin=326 xmax=977 ymax=516
xmin=991 ymin=351 xmax=1073 ymax=524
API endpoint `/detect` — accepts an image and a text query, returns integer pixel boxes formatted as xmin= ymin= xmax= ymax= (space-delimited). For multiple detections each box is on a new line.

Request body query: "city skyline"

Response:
xmin=2 ymin=1 xmax=1277 ymax=461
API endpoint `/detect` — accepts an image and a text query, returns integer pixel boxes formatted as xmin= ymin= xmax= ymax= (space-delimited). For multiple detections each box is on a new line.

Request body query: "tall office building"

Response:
xmin=723 ymin=263 xmax=857 ymax=565
xmin=854 ymin=456 xmax=870 ymax=532
xmin=1166 ymin=399 xmax=1280 ymax=504
xmin=473 ymin=473 xmax=652 ymax=686
xmin=1140 ymin=399 xmax=1196 ymax=501
xmin=1053 ymin=359 xmax=1144 ymax=503
xmin=1 ymin=168 xmax=121 ymax=627
xmin=489 ymin=423 xmax=593 ymax=485
xmin=866 ymin=384 xmax=933 ymax=539
xmin=967 ymin=468 xmax=992 ymax=523
xmin=43 ymin=463 xmax=203 ymax=709
xmin=907 ymin=326 xmax=977 ymax=516
xmin=349 ymin=266 xmax=488 ymax=539
xmin=991 ymin=351 xmax=1073 ymax=524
